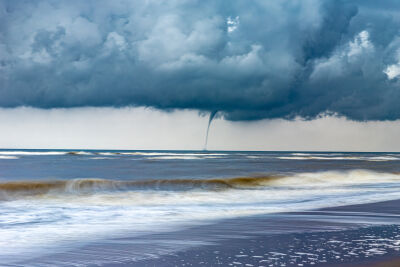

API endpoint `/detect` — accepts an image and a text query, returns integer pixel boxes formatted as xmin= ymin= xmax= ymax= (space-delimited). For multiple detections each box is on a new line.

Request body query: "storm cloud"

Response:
xmin=1 ymin=0 xmax=400 ymax=121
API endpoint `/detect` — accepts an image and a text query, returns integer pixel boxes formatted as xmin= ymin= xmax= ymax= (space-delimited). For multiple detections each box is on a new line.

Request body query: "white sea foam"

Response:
xmin=117 ymin=152 xmax=227 ymax=160
xmin=246 ymin=156 xmax=262 ymax=159
xmin=150 ymin=155 xmax=222 ymax=160
xmin=278 ymin=156 xmax=400 ymax=161
xmin=120 ymin=152 xmax=228 ymax=156
xmin=0 ymin=151 xmax=66 ymax=156
xmin=367 ymin=156 xmax=399 ymax=161
xmin=89 ymin=157 xmax=111 ymax=160
xmin=0 ymin=155 xmax=18 ymax=159
xmin=151 ymin=156 xmax=204 ymax=160
xmin=291 ymin=153 xmax=313 ymax=156
xmin=291 ymin=153 xmax=344 ymax=156
xmin=97 ymin=152 xmax=115 ymax=156
xmin=0 ymin=151 xmax=94 ymax=156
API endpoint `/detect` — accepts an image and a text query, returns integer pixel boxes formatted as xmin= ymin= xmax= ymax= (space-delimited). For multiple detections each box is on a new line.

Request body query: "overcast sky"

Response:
xmin=0 ymin=107 xmax=399 ymax=151
xmin=1 ymin=1 xmax=400 ymax=151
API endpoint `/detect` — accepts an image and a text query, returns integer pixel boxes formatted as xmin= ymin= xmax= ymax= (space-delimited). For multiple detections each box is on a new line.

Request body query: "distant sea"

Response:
xmin=1 ymin=150 xmax=400 ymax=266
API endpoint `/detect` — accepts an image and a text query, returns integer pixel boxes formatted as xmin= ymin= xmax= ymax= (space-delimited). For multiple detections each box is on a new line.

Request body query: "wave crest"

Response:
xmin=2 ymin=170 xmax=400 ymax=201
xmin=0 ymin=176 xmax=280 ymax=200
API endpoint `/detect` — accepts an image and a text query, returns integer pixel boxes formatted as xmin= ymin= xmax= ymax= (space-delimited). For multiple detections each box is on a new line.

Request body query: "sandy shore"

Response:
xmin=125 ymin=199 xmax=400 ymax=267
xmin=15 ymin=199 xmax=400 ymax=266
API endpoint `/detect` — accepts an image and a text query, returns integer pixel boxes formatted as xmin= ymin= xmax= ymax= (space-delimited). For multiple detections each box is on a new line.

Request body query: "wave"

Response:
xmin=0 ymin=150 xmax=227 ymax=158
xmin=368 ymin=156 xmax=400 ymax=161
xmin=66 ymin=151 xmax=93 ymax=155
xmin=0 ymin=151 xmax=66 ymax=156
xmin=0 ymin=151 xmax=93 ymax=156
xmin=0 ymin=176 xmax=281 ymax=200
xmin=1 ymin=151 xmax=399 ymax=163
xmin=89 ymin=157 xmax=114 ymax=160
xmin=278 ymin=156 xmax=400 ymax=161
xmin=0 ymin=155 xmax=18 ymax=159
xmin=150 ymin=155 xmax=222 ymax=160
xmin=2 ymin=170 xmax=400 ymax=201
xmin=291 ymin=153 xmax=345 ymax=156
xmin=119 ymin=152 xmax=228 ymax=156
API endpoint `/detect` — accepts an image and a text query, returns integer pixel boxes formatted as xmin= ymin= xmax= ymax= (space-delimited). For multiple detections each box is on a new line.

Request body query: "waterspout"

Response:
xmin=204 ymin=111 xmax=218 ymax=150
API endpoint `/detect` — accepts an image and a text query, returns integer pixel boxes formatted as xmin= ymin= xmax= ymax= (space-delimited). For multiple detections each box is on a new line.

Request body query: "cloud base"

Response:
xmin=1 ymin=0 xmax=400 ymax=121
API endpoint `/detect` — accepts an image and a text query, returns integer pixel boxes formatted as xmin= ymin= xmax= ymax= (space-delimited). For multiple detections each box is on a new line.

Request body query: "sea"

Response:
xmin=1 ymin=150 xmax=400 ymax=266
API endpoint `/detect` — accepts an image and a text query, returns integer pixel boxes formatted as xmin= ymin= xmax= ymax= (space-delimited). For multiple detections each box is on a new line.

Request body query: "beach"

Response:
xmin=16 ymin=199 xmax=400 ymax=266
xmin=118 ymin=199 xmax=400 ymax=266
xmin=1 ymin=150 xmax=400 ymax=266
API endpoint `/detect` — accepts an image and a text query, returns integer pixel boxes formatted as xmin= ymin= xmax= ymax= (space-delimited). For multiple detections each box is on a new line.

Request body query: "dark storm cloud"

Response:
xmin=1 ymin=0 xmax=400 ymax=121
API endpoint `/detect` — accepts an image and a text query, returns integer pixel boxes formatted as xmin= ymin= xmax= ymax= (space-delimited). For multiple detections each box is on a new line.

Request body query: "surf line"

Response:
xmin=204 ymin=110 xmax=218 ymax=150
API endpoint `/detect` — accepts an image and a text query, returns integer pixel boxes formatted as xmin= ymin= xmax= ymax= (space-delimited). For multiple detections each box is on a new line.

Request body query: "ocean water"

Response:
xmin=1 ymin=150 xmax=400 ymax=265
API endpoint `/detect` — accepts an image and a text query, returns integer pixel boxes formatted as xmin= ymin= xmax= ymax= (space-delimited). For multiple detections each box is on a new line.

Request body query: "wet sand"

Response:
xmin=16 ymin=199 xmax=400 ymax=266
xmin=127 ymin=199 xmax=400 ymax=267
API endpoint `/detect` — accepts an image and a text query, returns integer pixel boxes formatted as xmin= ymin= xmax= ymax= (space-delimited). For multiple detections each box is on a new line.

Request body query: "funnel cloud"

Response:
xmin=204 ymin=111 xmax=218 ymax=150
xmin=1 ymin=0 xmax=400 ymax=121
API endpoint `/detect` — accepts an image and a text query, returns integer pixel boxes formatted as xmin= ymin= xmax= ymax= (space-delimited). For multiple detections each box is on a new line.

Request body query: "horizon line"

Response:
xmin=0 ymin=148 xmax=399 ymax=153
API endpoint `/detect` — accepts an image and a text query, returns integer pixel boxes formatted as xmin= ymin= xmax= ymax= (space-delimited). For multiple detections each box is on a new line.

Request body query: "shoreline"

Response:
xmin=13 ymin=198 xmax=400 ymax=266
xmin=127 ymin=198 xmax=400 ymax=267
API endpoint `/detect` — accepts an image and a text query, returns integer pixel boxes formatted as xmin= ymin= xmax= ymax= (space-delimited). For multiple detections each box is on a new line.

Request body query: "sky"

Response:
xmin=1 ymin=107 xmax=400 ymax=151
xmin=1 ymin=0 xmax=400 ymax=150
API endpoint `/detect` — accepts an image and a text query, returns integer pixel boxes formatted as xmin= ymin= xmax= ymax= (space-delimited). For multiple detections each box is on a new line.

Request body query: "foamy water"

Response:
xmin=1 ymin=150 xmax=400 ymax=264
xmin=279 ymin=155 xmax=400 ymax=161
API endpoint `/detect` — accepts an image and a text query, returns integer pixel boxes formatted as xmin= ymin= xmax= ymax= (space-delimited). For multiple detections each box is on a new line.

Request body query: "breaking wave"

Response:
xmin=0 ymin=155 xmax=18 ymax=159
xmin=2 ymin=170 xmax=400 ymax=201
xmin=0 ymin=176 xmax=281 ymax=200
xmin=279 ymin=156 xmax=400 ymax=161
xmin=0 ymin=150 xmax=228 ymax=159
